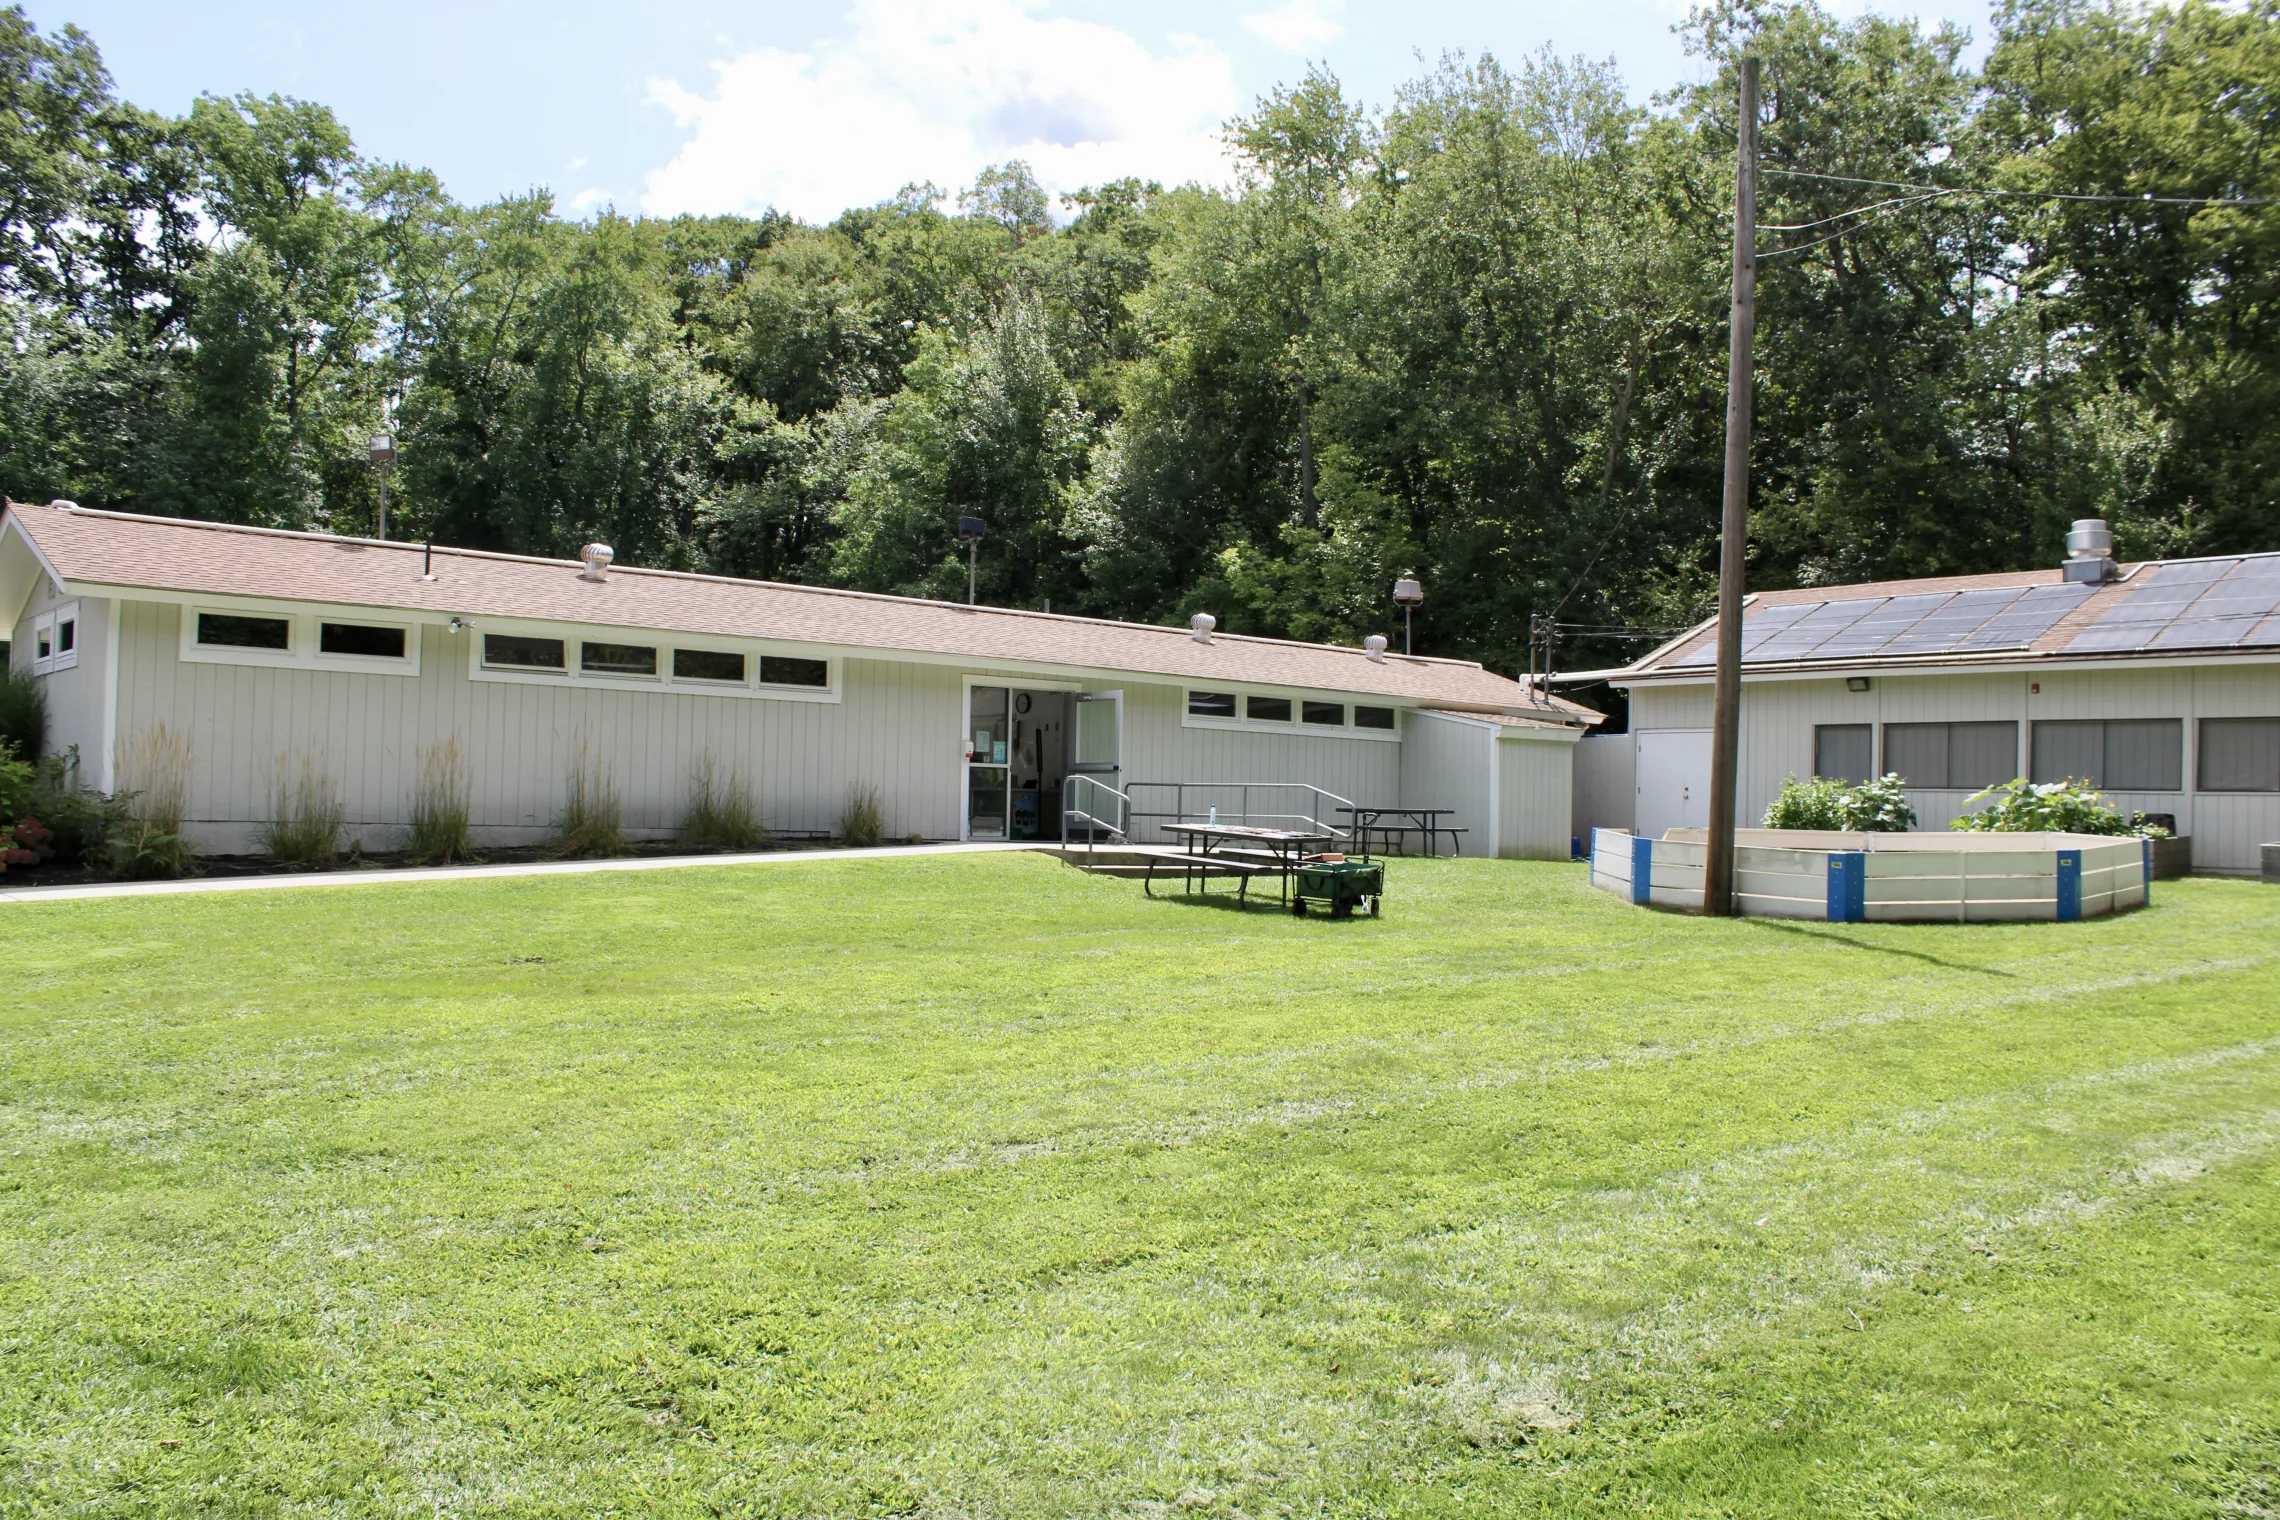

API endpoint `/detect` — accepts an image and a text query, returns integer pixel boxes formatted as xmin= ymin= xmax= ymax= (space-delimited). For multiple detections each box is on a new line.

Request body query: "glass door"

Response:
xmin=966 ymin=686 xmax=1011 ymax=838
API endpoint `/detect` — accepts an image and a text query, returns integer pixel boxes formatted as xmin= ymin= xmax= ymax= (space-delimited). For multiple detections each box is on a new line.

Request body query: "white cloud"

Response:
xmin=640 ymin=0 xmax=1240 ymax=223
xmin=1241 ymin=0 xmax=1344 ymax=52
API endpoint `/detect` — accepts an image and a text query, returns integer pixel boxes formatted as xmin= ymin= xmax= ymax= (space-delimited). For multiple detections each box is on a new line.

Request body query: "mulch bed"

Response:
xmin=0 ymin=834 xmax=931 ymax=891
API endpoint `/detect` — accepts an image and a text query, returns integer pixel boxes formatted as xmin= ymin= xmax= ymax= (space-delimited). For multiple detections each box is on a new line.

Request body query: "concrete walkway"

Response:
xmin=0 ymin=841 xmax=1042 ymax=906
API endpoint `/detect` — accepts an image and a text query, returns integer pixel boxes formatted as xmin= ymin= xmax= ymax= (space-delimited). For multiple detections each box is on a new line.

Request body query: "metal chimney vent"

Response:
xmin=2063 ymin=518 xmax=2117 ymax=585
xmin=580 ymin=543 xmax=615 ymax=582
xmin=1189 ymin=612 xmax=1216 ymax=643
xmin=1363 ymin=634 xmax=1389 ymax=663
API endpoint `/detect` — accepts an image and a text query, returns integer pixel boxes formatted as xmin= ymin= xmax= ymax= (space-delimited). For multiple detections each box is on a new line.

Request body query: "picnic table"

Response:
xmin=1146 ymin=822 xmax=1333 ymax=906
xmin=1335 ymin=806 xmax=1467 ymax=859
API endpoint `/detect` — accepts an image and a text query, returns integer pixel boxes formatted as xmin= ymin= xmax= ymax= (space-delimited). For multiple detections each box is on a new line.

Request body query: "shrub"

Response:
xmin=0 ymin=667 xmax=43 ymax=762
xmin=259 ymin=750 xmax=347 ymax=866
xmin=111 ymin=723 xmax=198 ymax=879
xmin=1950 ymin=777 xmax=2160 ymax=836
xmin=0 ymin=741 xmax=34 ymax=823
xmin=681 ymin=751 xmax=767 ymax=850
xmin=1842 ymin=773 xmax=1918 ymax=832
xmin=1762 ymin=773 xmax=1917 ymax=833
xmin=406 ymin=735 xmax=474 ymax=863
xmin=553 ymin=736 xmax=625 ymax=857
xmin=838 ymin=782 xmax=885 ymax=848
xmin=1762 ymin=776 xmax=1848 ymax=831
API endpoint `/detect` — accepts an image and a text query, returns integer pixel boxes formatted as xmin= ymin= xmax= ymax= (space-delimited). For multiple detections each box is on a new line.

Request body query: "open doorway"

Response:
xmin=966 ymin=686 xmax=1078 ymax=840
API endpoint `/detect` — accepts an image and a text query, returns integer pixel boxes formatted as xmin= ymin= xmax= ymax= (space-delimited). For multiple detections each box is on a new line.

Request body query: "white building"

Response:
xmin=2 ymin=501 xmax=1595 ymax=857
xmin=1574 ymin=532 xmax=2280 ymax=875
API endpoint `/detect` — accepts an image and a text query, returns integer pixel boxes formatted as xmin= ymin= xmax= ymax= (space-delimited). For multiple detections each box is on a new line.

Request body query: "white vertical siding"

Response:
xmin=111 ymin=601 xmax=971 ymax=850
xmin=1572 ymin=733 xmax=1635 ymax=838
xmin=1112 ymin=680 xmax=1403 ymax=838
xmin=1398 ymin=712 xmax=1492 ymax=850
xmin=9 ymin=579 xmax=109 ymax=775
xmin=1497 ymin=731 xmax=1577 ymax=859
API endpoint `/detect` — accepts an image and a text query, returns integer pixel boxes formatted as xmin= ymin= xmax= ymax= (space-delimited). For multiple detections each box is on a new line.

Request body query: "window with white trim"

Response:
xmin=2198 ymin=717 xmax=2280 ymax=793
xmin=182 ymin=606 xmax=419 ymax=675
xmin=1184 ymin=687 xmax=1398 ymax=740
xmin=29 ymin=601 xmax=80 ymax=675
xmin=466 ymin=623 xmax=839 ymax=702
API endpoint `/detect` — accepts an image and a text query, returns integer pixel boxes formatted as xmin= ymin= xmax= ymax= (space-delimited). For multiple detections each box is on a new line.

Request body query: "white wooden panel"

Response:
xmin=1397 ymin=711 xmax=1492 ymax=845
xmin=1648 ymin=884 xmax=1705 ymax=910
xmin=1572 ymin=733 xmax=1634 ymax=838
xmin=1497 ymin=731 xmax=1575 ymax=859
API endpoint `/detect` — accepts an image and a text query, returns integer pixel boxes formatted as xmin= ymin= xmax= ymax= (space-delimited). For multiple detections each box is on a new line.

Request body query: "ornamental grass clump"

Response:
xmin=553 ymin=735 xmax=625 ymax=857
xmin=1950 ymin=777 xmax=2164 ymax=836
xmin=112 ymin=722 xmax=196 ymax=878
xmin=259 ymin=750 xmax=347 ymax=866
xmin=406 ymin=734 xmax=474 ymax=863
xmin=837 ymin=782 xmax=884 ymax=848
xmin=681 ymin=751 xmax=767 ymax=850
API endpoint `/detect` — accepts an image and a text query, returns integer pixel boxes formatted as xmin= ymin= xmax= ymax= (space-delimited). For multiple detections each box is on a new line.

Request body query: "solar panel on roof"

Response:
xmin=1751 ymin=597 xmax=1886 ymax=660
xmin=1877 ymin=587 xmax=2025 ymax=655
xmin=2246 ymin=611 xmax=2280 ymax=648
xmin=2148 ymin=614 xmax=2271 ymax=650
xmin=2066 ymin=558 xmax=2244 ymax=653
xmin=1813 ymin=592 xmax=1953 ymax=658
xmin=1953 ymin=583 xmax=2095 ymax=652
xmin=1668 ymin=599 xmax=1821 ymax=665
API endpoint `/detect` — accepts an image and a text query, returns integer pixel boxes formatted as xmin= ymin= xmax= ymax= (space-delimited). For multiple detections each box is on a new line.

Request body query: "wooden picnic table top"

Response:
xmin=1164 ymin=822 xmax=1332 ymax=846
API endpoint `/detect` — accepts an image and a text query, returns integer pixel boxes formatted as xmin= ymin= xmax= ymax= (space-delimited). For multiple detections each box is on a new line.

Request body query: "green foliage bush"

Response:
xmin=1763 ymin=773 xmax=1918 ymax=833
xmin=1950 ymin=778 xmax=2162 ymax=837
xmin=0 ymin=669 xmax=44 ymax=762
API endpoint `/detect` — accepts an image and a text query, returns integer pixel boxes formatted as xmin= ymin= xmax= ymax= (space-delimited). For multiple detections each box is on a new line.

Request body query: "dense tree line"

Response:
xmin=3 ymin=0 xmax=2276 ymax=678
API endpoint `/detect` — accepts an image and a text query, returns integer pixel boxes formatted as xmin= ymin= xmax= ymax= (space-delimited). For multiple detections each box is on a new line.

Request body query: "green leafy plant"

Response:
xmin=0 ymin=668 xmax=44 ymax=762
xmin=837 ymin=782 xmax=885 ymax=848
xmin=682 ymin=751 xmax=767 ymax=850
xmin=259 ymin=750 xmax=347 ymax=866
xmin=28 ymin=747 xmax=129 ymax=866
xmin=405 ymin=734 xmax=474 ymax=863
xmin=111 ymin=723 xmax=196 ymax=879
xmin=0 ymin=741 xmax=35 ymax=823
xmin=1950 ymin=777 xmax=2163 ymax=837
xmin=1762 ymin=776 xmax=1849 ymax=831
xmin=1763 ymin=773 xmax=1918 ymax=833
xmin=553 ymin=734 xmax=625 ymax=857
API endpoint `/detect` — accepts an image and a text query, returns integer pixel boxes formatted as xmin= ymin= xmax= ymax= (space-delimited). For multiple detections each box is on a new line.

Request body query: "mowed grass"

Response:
xmin=2 ymin=854 xmax=2278 ymax=1518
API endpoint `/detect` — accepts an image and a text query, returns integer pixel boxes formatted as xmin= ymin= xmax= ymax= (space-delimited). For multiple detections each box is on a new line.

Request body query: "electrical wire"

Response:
xmin=1762 ymin=166 xmax=2280 ymax=208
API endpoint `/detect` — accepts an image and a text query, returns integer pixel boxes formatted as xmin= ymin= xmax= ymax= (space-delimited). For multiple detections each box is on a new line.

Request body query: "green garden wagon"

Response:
xmin=1290 ymin=860 xmax=1383 ymax=918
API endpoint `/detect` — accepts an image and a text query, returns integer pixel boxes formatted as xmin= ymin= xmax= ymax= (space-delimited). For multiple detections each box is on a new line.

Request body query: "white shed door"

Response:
xmin=1635 ymin=729 xmax=1712 ymax=841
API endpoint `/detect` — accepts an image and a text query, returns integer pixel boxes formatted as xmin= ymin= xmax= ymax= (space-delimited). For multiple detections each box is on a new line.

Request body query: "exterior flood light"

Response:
xmin=956 ymin=516 xmax=987 ymax=605
xmin=1847 ymin=676 xmax=1873 ymax=692
xmin=1391 ymin=575 xmax=1424 ymax=654
xmin=368 ymin=432 xmax=397 ymax=541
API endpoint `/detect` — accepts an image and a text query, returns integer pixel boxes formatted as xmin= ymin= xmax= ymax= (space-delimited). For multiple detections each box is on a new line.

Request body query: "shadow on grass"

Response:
xmin=1748 ymin=918 xmax=2017 ymax=976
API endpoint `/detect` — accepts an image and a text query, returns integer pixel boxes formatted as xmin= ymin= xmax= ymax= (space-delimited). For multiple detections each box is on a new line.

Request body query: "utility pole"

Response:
xmin=957 ymin=516 xmax=986 ymax=604
xmin=1704 ymin=55 xmax=1758 ymax=919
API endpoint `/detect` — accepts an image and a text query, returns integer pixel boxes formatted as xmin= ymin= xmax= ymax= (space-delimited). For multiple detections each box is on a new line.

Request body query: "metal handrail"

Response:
xmin=1122 ymin=781 xmax=1355 ymax=846
xmin=1061 ymin=774 xmax=1133 ymax=864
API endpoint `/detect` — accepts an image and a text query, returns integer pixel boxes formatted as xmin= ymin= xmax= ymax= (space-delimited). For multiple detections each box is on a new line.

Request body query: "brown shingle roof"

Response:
xmin=6 ymin=503 xmax=1596 ymax=717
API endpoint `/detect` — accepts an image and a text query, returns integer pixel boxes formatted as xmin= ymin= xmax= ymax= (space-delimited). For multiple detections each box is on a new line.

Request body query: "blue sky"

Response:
xmin=29 ymin=0 xmax=1993 ymax=223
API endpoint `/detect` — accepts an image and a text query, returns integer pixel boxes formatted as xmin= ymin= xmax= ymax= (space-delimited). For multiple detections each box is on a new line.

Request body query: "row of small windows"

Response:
xmin=482 ymin=632 xmax=827 ymax=688
xmin=198 ymin=611 xmax=405 ymax=659
xmin=1188 ymin=690 xmax=1397 ymax=730
xmin=1814 ymin=717 xmax=2280 ymax=793
xmin=195 ymin=612 xmax=829 ymax=691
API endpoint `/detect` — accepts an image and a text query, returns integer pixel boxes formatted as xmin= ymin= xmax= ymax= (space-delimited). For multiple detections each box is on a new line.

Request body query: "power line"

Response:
xmin=1762 ymin=166 xmax=2280 ymax=208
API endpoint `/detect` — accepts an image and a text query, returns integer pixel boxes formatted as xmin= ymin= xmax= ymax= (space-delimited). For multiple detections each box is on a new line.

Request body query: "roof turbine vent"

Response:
xmin=2063 ymin=518 xmax=2117 ymax=585
xmin=1363 ymin=633 xmax=1389 ymax=663
xmin=1189 ymin=611 xmax=1216 ymax=643
xmin=579 ymin=542 xmax=614 ymax=583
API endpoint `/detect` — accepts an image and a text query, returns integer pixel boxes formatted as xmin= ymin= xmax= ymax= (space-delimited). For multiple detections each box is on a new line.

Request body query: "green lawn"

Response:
xmin=3 ymin=854 xmax=2278 ymax=1518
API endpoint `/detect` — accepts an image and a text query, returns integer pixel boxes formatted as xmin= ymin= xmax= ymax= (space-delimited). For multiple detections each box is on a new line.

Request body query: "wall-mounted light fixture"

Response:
xmin=1846 ymin=676 xmax=1872 ymax=693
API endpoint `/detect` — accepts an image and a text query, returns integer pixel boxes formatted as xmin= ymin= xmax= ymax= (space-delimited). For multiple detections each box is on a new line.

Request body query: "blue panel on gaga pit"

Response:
xmin=1825 ymin=852 xmax=1866 ymax=922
